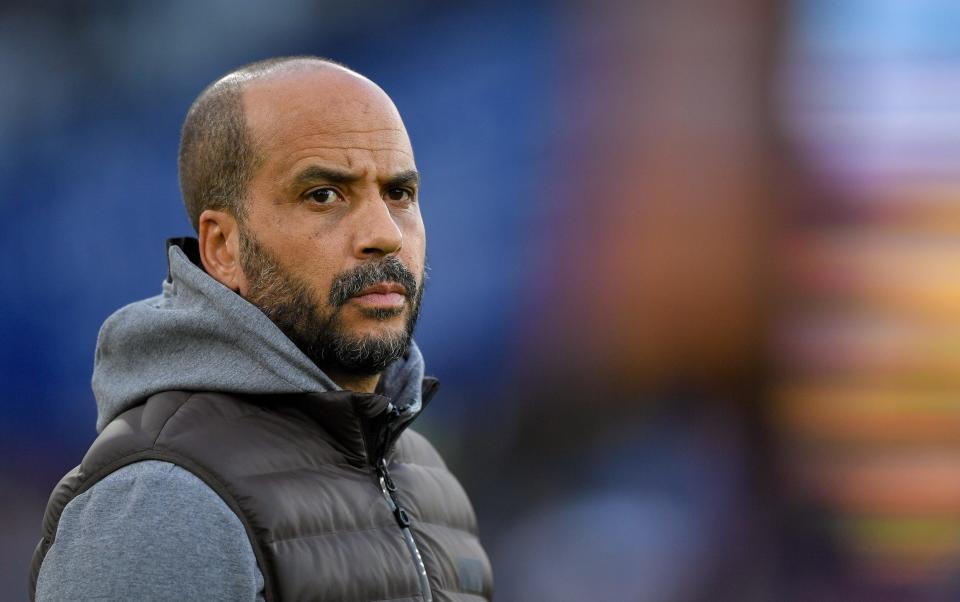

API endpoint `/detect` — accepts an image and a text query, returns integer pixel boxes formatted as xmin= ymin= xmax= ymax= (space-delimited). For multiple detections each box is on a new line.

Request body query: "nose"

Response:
xmin=351 ymin=196 xmax=403 ymax=259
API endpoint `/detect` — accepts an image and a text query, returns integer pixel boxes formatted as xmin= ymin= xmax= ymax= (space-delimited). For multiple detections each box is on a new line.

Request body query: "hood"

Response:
xmin=91 ymin=238 xmax=426 ymax=433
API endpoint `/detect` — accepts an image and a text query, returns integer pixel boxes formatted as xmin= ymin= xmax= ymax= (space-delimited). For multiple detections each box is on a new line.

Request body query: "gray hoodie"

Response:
xmin=35 ymin=242 xmax=427 ymax=601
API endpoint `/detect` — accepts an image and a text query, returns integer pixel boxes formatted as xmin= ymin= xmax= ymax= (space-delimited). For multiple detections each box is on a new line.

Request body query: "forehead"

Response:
xmin=241 ymin=67 xmax=414 ymax=174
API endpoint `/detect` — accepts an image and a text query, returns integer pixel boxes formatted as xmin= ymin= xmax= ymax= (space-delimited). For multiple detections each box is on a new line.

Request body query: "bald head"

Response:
xmin=177 ymin=56 xmax=393 ymax=232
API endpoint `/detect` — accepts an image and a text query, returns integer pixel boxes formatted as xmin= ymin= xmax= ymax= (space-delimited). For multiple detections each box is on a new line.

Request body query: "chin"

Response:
xmin=350 ymin=320 xmax=408 ymax=341
xmin=354 ymin=306 xmax=406 ymax=321
xmin=341 ymin=299 xmax=406 ymax=327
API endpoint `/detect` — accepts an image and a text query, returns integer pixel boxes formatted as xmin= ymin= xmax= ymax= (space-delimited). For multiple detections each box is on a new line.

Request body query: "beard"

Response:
xmin=237 ymin=225 xmax=424 ymax=377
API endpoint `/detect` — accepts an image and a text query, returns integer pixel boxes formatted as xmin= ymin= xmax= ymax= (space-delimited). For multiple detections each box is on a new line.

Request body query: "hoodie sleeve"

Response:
xmin=34 ymin=460 xmax=265 ymax=602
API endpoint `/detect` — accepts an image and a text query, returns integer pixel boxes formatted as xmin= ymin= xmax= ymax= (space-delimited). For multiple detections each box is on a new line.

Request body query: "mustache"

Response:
xmin=328 ymin=256 xmax=419 ymax=307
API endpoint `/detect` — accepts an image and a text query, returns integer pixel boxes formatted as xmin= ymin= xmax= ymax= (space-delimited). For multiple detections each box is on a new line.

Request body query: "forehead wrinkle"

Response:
xmin=282 ymin=143 xmax=412 ymax=156
xmin=340 ymin=149 xmax=416 ymax=180
xmin=274 ymin=128 xmax=409 ymax=147
xmin=258 ymin=134 xmax=413 ymax=169
xmin=278 ymin=144 xmax=413 ymax=170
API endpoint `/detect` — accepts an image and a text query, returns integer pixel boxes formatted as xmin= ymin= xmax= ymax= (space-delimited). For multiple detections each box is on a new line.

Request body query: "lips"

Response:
xmin=350 ymin=282 xmax=408 ymax=309
xmin=354 ymin=282 xmax=408 ymax=298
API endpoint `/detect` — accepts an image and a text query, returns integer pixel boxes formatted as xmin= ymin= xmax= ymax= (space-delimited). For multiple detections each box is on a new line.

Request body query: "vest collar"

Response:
xmin=266 ymin=377 xmax=440 ymax=468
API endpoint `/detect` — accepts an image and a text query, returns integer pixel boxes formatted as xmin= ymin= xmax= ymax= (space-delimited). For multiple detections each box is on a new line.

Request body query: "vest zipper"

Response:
xmin=376 ymin=457 xmax=433 ymax=602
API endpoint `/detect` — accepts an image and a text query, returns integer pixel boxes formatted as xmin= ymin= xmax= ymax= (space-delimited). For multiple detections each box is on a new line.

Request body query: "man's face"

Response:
xmin=236 ymin=66 xmax=426 ymax=376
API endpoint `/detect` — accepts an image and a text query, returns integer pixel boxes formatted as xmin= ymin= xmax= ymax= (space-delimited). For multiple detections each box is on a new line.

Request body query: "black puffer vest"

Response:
xmin=30 ymin=382 xmax=493 ymax=601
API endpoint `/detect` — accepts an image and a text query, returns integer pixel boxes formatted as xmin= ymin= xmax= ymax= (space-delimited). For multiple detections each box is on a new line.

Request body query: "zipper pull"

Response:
xmin=376 ymin=459 xmax=410 ymax=527
xmin=392 ymin=505 xmax=412 ymax=528
xmin=378 ymin=458 xmax=398 ymax=492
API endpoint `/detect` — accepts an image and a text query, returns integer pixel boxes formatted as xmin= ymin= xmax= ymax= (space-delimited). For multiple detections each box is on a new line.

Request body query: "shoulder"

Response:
xmin=80 ymin=390 xmax=260 ymax=479
xmin=35 ymin=460 xmax=264 ymax=602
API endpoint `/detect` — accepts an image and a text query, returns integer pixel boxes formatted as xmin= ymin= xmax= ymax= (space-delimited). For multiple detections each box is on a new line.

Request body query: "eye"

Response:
xmin=385 ymin=188 xmax=414 ymax=203
xmin=305 ymin=187 xmax=341 ymax=204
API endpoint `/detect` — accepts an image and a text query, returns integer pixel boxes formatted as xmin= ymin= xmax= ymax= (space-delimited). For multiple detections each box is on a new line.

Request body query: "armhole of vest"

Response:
xmin=68 ymin=450 xmax=277 ymax=602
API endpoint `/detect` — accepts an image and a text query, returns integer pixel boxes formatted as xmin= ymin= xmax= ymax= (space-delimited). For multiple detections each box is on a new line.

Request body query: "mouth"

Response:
xmin=350 ymin=282 xmax=407 ymax=309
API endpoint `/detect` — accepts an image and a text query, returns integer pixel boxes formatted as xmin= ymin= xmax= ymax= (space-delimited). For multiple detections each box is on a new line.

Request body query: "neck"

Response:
xmin=326 ymin=371 xmax=381 ymax=394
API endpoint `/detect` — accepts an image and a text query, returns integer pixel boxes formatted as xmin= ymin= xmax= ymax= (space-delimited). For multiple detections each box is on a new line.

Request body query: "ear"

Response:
xmin=198 ymin=209 xmax=247 ymax=292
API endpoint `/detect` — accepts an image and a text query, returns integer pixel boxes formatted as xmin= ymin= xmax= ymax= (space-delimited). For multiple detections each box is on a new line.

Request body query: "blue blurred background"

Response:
xmin=4 ymin=1 xmax=960 ymax=600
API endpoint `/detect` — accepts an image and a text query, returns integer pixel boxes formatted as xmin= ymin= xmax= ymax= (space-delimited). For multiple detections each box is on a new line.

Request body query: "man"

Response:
xmin=29 ymin=56 xmax=492 ymax=601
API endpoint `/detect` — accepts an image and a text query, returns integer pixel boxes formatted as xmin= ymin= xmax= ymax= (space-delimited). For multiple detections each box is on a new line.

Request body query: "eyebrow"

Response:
xmin=290 ymin=165 xmax=420 ymax=190
xmin=290 ymin=165 xmax=361 ymax=188
xmin=385 ymin=169 xmax=420 ymax=189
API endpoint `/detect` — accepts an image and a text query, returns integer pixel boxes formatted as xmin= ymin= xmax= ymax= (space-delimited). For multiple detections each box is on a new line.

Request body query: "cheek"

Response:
xmin=400 ymin=211 xmax=426 ymax=254
xmin=272 ymin=235 xmax=340 ymax=295
xmin=403 ymin=232 xmax=426 ymax=274
xmin=302 ymin=256 xmax=341 ymax=297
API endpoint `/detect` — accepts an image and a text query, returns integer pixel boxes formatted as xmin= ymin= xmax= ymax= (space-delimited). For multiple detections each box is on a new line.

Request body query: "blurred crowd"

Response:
xmin=3 ymin=1 xmax=960 ymax=600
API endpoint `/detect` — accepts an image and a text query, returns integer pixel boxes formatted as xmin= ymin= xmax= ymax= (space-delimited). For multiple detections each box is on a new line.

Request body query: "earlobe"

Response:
xmin=198 ymin=210 xmax=244 ymax=292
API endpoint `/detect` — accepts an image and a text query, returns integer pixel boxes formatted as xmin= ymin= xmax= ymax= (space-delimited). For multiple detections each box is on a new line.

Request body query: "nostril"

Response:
xmin=356 ymin=231 xmax=403 ymax=258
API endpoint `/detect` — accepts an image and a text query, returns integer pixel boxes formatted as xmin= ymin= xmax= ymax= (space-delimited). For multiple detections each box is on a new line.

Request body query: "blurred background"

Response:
xmin=2 ymin=0 xmax=960 ymax=600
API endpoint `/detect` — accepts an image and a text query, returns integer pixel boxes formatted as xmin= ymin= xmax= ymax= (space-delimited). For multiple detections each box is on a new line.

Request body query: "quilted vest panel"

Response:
xmin=30 ymin=388 xmax=493 ymax=601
